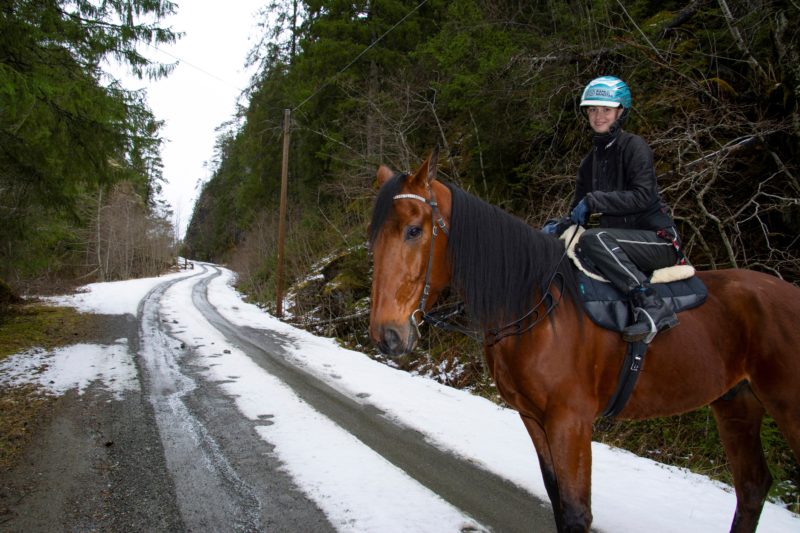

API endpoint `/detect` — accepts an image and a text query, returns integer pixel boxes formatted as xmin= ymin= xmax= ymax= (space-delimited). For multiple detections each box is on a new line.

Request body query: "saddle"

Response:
xmin=560 ymin=226 xmax=708 ymax=333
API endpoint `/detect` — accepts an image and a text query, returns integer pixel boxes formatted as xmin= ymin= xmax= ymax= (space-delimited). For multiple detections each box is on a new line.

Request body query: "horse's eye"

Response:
xmin=405 ymin=225 xmax=423 ymax=240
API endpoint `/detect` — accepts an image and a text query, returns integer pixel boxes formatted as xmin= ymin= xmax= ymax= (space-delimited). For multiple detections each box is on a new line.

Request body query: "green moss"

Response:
xmin=0 ymin=304 xmax=94 ymax=361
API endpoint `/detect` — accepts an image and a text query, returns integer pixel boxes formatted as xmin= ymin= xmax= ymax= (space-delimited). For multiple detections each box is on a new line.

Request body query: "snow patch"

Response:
xmin=46 ymin=268 xmax=196 ymax=315
xmin=0 ymin=341 xmax=139 ymax=399
xmin=16 ymin=265 xmax=799 ymax=532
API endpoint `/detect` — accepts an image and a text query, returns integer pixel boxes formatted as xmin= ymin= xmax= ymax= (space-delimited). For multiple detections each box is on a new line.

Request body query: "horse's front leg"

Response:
xmin=520 ymin=414 xmax=564 ymax=523
xmin=521 ymin=410 xmax=593 ymax=533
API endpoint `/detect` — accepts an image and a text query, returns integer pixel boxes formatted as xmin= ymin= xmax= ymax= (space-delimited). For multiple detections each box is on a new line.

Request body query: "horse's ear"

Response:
xmin=376 ymin=165 xmax=394 ymax=187
xmin=426 ymin=146 xmax=439 ymax=185
xmin=408 ymin=147 xmax=439 ymax=189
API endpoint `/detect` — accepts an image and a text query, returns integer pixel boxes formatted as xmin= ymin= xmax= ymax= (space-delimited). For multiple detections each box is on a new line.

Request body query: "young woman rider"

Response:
xmin=544 ymin=76 xmax=682 ymax=343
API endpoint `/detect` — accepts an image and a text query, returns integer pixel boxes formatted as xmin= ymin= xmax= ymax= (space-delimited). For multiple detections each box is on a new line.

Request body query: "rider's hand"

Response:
xmin=542 ymin=221 xmax=559 ymax=235
xmin=570 ymin=198 xmax=589 ymax=226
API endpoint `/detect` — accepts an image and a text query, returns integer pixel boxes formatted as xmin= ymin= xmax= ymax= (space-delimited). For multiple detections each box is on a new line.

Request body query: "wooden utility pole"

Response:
xmin=275 ymin=109 xmax=291 ymax=317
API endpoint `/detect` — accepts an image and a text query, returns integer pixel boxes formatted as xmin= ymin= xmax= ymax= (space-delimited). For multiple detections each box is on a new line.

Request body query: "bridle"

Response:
xmin=392 ymin=180 xmax=452 ymax=339
xmin=391 ymin=178 xmax=572 ymax=346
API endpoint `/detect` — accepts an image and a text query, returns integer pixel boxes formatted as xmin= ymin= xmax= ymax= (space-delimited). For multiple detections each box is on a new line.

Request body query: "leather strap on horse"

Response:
xmin=601 ymin=340 xmax=648 ymax=418
xmin=393 ymin=183 xmax=455 ymax=338
xmin=422 ymin=302 xmax=483 ymax=342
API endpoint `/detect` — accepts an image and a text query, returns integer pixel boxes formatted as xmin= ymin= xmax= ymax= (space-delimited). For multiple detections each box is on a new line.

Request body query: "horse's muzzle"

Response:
xmin=374 ymin=322 xmax=418 ymax=357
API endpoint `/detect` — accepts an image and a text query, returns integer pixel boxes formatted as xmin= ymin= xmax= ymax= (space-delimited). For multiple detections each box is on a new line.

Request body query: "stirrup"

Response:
xmin=623 ymin=308 xmax=657 ymax=344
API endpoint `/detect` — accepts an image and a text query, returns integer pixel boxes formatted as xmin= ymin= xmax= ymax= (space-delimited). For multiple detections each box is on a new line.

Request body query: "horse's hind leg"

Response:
xmin=710 ymin=383 xmax=772 ymax=533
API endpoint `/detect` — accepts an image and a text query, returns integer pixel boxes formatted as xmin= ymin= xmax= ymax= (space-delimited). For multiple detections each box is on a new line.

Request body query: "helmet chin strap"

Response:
xmin=609 ymin=107 xmax=629 ymax=135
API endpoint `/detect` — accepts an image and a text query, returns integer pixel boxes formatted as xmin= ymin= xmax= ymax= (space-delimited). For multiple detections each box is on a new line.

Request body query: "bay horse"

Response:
xmin=368 ymin=148 xmax=800 ymax=533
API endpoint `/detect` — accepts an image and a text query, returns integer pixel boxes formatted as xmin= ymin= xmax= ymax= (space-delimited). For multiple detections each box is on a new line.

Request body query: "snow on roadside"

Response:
xmin=0 ymin=340 xmax=138 ymax=400
xmin=24 ymin=263 xmax=800 ymax=532
xmin=46 ymin=268 xmax=196 ymax=315
xmin=1 ymin=267 xmax=195 ymax=401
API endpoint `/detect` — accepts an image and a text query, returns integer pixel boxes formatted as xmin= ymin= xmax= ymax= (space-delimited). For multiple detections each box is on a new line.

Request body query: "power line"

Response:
xmin=148 ymin=43 xmax=245 ymax=92
xmin=293 ymin=0 xmax=430 ymax=112
xmin=145 ymin=0 xmax=430 ymax=116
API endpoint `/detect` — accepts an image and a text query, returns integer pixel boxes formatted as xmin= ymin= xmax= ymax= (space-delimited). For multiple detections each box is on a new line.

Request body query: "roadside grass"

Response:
xmin=0 ymin=384 xmax=55 ymax=471
xmin=0 ymin=303 xmax=95 ymax=361
xmin=0 ymin=302 xmax=101 ymax=471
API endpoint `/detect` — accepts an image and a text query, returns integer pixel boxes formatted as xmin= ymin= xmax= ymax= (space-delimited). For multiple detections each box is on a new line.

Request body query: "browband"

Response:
xmin=393 ymin=193 xmax=428 ymax=203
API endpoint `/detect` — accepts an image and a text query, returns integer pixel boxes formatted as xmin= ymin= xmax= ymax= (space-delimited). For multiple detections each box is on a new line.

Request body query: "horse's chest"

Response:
xmin=484 ymin=349 xmax=549 ymax=416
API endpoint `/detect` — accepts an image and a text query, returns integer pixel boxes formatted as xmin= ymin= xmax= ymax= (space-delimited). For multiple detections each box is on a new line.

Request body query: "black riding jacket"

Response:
xmin=572 ymin=129 xmax=674 ymax=232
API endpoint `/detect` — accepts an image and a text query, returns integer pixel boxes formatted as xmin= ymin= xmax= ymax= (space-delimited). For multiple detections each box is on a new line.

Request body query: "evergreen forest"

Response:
xmin=1 ymin=0 xmax=179 ymax=294
xmin=186 ymin=0 xmax=798 ymax=303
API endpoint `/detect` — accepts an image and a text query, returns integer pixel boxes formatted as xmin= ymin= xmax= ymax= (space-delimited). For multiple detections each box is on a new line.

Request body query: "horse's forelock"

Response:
xmin=369 ymin=172 xmax=408 ymax=248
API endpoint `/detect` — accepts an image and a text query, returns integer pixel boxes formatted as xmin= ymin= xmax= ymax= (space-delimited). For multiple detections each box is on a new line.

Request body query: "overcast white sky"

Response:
xmin=117 ymin=1 xmax=267 ymax=238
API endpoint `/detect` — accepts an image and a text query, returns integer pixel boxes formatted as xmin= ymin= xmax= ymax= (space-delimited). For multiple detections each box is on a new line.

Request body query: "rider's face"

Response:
xmin=586 ymin=106 xmax=623 ymax=134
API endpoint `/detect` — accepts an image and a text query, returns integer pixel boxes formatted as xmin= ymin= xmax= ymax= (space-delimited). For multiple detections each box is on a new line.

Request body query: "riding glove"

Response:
xmin=542 ymin=221 xmax=559 ymax=235
xmin=570 ymin=198 xmax=590 ymax=226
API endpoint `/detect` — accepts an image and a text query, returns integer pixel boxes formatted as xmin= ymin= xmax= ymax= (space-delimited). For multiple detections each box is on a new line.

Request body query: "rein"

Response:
xmin=485 ymin=272 xmax=565 ymax=346
xmin=392 ymin=181 xmax=578 ymax=345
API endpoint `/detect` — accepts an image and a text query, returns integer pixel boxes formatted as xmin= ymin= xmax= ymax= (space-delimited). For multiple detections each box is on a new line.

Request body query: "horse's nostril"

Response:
xmin=383 ymin=327 xmax=402 ymax=352
xmin=376 ymin=325 xmax=413 ymax=357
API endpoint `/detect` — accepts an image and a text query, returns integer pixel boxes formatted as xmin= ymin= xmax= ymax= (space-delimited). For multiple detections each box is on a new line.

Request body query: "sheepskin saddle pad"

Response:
xmin=559 ymin=225 xmax=708 ymax=333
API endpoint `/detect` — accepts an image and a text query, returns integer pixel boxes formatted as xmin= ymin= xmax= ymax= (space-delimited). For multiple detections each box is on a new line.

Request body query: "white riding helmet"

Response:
xmin=580 ymin=76 xmax=632 ymax=108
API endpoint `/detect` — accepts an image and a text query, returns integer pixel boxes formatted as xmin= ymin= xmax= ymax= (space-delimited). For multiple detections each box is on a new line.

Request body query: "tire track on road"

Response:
xmin=140 ymin=267 xmax=334 ymax=532
xmin=137 ymin=268 xmax=264 ymax=532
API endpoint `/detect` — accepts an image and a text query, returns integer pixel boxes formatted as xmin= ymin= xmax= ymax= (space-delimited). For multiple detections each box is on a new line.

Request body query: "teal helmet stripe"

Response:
xmin=581 ymin=76 xmax=632 ymax=108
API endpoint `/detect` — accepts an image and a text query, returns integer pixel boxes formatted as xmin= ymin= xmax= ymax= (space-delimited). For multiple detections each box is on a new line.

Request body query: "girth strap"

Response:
xmin=602 ymin=340 xmax=648 ymax=418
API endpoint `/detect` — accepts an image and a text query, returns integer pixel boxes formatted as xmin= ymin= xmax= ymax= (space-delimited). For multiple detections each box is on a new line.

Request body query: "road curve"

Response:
xmin=138 ymin=268 xmax=333 ymax=532
xmin=139 ymin=264 xmax=556 ymax=532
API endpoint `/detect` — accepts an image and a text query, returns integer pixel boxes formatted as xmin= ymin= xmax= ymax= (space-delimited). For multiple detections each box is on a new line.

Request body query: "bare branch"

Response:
xmin=660 ymin=0 xmax=709 ymax=39
xmin=717 ymin=0 xmax=770 ymax=80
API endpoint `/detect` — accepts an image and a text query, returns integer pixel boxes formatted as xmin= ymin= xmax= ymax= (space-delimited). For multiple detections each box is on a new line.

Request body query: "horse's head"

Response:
xmin=368 ymin=148 xmax=452 ymax=356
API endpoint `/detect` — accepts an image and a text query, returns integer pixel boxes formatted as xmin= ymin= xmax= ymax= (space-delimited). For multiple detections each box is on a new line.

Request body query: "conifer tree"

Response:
xmin=0 ymin=0 xmax=179 ymax=281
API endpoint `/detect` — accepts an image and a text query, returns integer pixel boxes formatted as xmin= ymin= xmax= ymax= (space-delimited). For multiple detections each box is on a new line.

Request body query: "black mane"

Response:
xmin=445 ymin=183 xmax=578 ymax=328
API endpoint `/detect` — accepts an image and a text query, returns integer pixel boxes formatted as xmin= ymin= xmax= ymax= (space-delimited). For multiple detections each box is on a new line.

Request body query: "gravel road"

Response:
xmin=0 ymin=266 xmax=555 ymax=532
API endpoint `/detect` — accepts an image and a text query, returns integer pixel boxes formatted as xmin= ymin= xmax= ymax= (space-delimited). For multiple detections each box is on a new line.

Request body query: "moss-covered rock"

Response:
xmin=290 ymin=245 xmax=371 ymax=321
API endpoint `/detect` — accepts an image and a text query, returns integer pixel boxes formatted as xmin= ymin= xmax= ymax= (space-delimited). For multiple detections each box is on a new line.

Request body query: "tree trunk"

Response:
xmin=96 ymin=189 xmax=106 ymax=282
xmin=771 ymin=6 xmax=800 ymax=146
